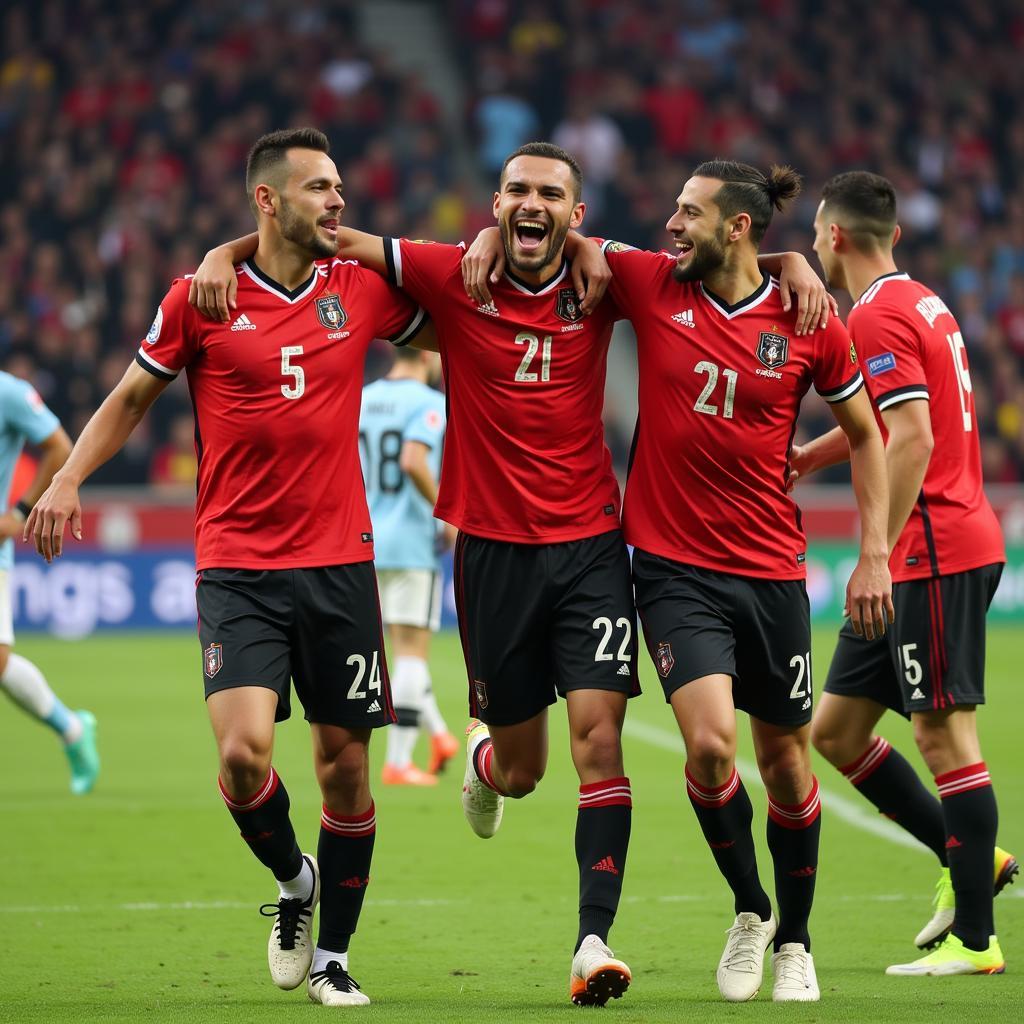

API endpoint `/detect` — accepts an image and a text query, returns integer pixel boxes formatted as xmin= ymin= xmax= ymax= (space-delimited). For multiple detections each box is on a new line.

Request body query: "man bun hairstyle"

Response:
xmin=245 ymin=127 xmax=330 ymax=214
xmin=693 ymin=159 xmax=803 ymax=244
xmin=820 ymin=171 xmax=898 ymax=253
xmin=500 ymin=141 xmax=583 ymax=202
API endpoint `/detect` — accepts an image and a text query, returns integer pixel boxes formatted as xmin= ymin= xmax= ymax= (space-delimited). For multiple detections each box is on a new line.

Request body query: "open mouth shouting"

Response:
xmin=514 ymin=218 xmax=549 ymax=254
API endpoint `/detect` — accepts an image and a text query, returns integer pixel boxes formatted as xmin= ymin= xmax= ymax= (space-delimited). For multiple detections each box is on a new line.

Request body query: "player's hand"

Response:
xmin=786 ymin=443 xmax=810 ymax=492
xmin=844 ymin=554 xmax=894 ymax=641
xmin=568 ymin=238 xmax=611 ymax=315
xmin=188 ymin=247 xmax=239 ymax=323
xmin=0 ymin=511 xmax=23 ymax=542
xmin=462 ymin=227 xmax=505 ymax=308
xmin=779 ymin=252 xmax=839 ymax=336
xmin=24 ymin=476 xmax=83 ymax=563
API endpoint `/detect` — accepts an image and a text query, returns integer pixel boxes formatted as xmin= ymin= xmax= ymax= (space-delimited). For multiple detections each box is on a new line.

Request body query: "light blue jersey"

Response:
xmin=360 ymin=378 xmax=446 ymax=571
xmin=0 ymin=372 xmax=59 ymax=571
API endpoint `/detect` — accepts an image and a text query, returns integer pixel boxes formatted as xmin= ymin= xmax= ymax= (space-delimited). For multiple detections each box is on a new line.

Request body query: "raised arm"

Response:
xmin=190 ymin=228 xmax=390 ymax=321
xmin=758 ymin=251 xmax=839 ymax=336
xmin=25 ymin=362 xmax=169 ymax=561
xmin=828 ymin=389 xmax=894 ymax=639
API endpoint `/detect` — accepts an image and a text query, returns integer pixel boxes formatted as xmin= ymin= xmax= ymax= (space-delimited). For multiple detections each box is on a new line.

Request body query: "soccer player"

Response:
xmin=462 ymin=160 xmax=888 ymax=1003
xmin=793 ymin=171 xmax=1013 ymax=977
xmin=0 ymin=376 xmax=98 ymax=795
xmin=26 ymin=128 xmax=430 ymax=1007
xmin=359 ymin=347 xmax=458 ymax=786
xmin=191 ymin=142 xmax=833 ymax=1006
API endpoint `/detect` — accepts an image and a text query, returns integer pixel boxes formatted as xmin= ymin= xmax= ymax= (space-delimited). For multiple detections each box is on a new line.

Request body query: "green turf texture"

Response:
xmin=0 ymin=627 xmax=1020 ymax=1023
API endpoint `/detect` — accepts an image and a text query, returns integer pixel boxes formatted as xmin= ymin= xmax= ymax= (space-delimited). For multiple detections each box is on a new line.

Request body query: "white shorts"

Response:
xmin=377 ymin=568 xmax=442 ymax=632
xmin=0 ymin=569 xmax=13 ymax=646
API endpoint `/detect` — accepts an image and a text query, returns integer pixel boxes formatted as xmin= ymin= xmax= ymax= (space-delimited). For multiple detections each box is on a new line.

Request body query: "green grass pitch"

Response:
xmin=1 ymin=627 xmax=1021 ymax=1023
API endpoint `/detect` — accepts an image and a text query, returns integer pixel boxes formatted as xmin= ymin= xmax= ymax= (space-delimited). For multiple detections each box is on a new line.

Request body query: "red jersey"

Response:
xmin=136 ymin=258 xmax=426 ymax=569
xmin=384 ymin=237 xmax=622 ymax=543
xmin=603 ymin=242 xmax=863 ymax=579
xmin=849 ymin=272 xmax=1005 ymax=581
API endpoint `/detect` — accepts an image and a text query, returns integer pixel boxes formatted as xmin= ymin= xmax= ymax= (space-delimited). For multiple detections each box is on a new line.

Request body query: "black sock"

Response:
xmin=317 ymin=801 xmax=376 ymax=954
xmin=575 ymin=777 xmax=632 ymax=952
xmin=219 ymin=767 xmax=303 ymax=882
xmin=766 ymin=777 xmax=822 ymax=951
xmin=840 ymin=737 xmax=947 ymax=865
xmin=686 ymin=766 xmax=772 ymax=921
xmin=937 ymin=762 xmax=997 ymax=951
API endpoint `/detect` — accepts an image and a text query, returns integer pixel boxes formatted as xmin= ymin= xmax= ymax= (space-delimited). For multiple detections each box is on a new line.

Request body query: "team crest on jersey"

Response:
xmin=316 ymin=294 xmax=348 ymax=331
xmin=656 ymin=642 xmax=674 ymax=679
xmin=756 ymin=331 xmax=789 ymax=369
xmin=555 ymin=287 xmax=584 ymax=323
xmin=204 ymin=643 xmax=223 ymax=679
xmin=473 ymin=679 xmax=489 ymax=710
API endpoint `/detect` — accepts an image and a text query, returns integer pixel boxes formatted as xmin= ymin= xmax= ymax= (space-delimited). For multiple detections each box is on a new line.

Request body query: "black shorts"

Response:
xmin=196 ymin=563 xmax=394 ymax=729
xmin=824 ymin=563 xmax=1003 ymax=717
xmin=632 ymin=550 xmax=813 ymax=727
xmin=452 ymin=529 xmax=640 ymax=727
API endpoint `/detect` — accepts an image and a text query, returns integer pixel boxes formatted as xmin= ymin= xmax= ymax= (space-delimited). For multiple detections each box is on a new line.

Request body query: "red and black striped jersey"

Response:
xmin=136 ymin=257 xmax=426 ymax=569
xmin=849 ymin=272 xmax=1004 ymax=580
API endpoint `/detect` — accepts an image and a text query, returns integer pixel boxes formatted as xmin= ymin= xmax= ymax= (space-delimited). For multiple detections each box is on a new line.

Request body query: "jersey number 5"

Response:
xmin=281 ymin=346 xmax=305 ymax=400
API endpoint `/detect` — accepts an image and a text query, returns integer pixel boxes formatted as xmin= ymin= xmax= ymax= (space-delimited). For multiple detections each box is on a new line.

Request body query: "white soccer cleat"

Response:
xmin=717 ymin=911 xmax=777 ymax=1001
xmin=261 ymin=855 xmax=319 ymax=990
xmin=570 ymin=934 xmax=631 ymax=1006
xmin=462 ymin=719 xmax=503 ymax=839
xmin=307 ymin=961 xmax=371 ymax=1006
xmin=771 ymin=943 xmax=820 ymax=1001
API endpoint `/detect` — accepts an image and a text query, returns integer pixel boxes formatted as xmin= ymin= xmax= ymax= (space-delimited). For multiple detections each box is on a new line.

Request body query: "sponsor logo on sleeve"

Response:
xmin=424 ymin=409 xmax=443 ymax=430
xmin=25 ymin=386 xmax=44 ymax=412
xmin=603 ymin=240 xmax=634 ymax=253
xmin=145 ymin=306 xmax=164 ymax=344
xmin=866 ymin=352 xmax=897 ymax=376
xmin=850 ymin=342 xmax=858 ymax=364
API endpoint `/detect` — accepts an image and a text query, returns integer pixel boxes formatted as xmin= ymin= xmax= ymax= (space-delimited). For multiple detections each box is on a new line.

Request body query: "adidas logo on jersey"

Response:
xmin=672 ymin=309 xmax=696 ymax=327
xmin=617 ymin=663 xmax=631 ymax=676
xmin=230 ymin=313 xmax=257 ymax=331
xmin=911 ymin=687 xmax=926 ymax=700
xmin=367 ymin=700 xmax=382 ymax=713
xmin=476 ymin=301 xmax=499 ymax=317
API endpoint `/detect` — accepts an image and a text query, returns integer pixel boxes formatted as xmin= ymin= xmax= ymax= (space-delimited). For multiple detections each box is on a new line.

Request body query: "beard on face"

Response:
xmin=278 ymin=199 xmax=340 ymax=260
xmin=671 ymin=224 xmax=728 ymax=283
xmin=500 ymin=218 xmax=571 ymax=275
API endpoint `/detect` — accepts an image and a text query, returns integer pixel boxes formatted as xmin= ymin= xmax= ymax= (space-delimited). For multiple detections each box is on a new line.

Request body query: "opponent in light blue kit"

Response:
xmin=360 ymin=349 xmax=457 ymax=785
xmin=0 ymin=372 xmax=99 ymax=793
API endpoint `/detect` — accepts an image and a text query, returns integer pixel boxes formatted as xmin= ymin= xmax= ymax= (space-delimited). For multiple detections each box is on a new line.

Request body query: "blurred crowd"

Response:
xmin=1 ymin=0 xmax=1023 ymax=488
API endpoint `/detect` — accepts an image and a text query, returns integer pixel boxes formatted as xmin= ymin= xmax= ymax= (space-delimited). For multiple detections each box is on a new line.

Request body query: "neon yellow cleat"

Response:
xmin=887 ymin=933 xmax=1005 ymax=976
xmin=915 ymin=847 xmax=1019 ymax=949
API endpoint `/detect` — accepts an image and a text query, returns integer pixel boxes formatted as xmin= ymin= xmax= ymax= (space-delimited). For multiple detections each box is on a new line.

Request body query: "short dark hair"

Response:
xmin=500 ymin=141 xmax=583 ymax=202
xmin=245 ymin=127 xmax=330 ymax=214
xmin=692 ymin=159 xmax=802 ymax=245
xmin=820 ymin=171 xmax=898 ymax=252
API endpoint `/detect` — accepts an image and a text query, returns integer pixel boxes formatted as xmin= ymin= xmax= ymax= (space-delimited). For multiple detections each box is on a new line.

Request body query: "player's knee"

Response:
xmin=758 ymin=747 xmax=811 ymax=800
xmin=809 ymin=718 xmax=848 ymax=767
xmin=912 ymin=717 xmax=950 ymax=776
xmin=501 ymin=764 xmax=543 ymax=798
xmin=575 ymin=722 xmax=624 ymax=777
xmin=219 ymin=739 xmax=272 ymax=796
xmin=319 ymin=743 xmax=370 ymax=797
xmin=686 ymin=731 xmax=735 ymax=783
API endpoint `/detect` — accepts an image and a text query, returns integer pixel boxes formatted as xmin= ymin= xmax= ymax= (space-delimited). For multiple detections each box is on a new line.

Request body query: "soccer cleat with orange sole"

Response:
xmin=570 ymin=934 xmax=631 ymax=1006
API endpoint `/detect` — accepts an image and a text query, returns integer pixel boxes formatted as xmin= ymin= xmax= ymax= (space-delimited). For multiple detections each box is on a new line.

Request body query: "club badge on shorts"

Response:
xmin=204 ymin=642 xmax=223 ymax=678
xmin=656 ymin=642 xmax=674 ymax=678
xmin=473 ymin=679 xmax=489 ymax=710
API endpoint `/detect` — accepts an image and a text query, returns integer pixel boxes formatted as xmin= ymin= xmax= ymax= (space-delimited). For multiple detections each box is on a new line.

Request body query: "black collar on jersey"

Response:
xmin=504 ymin=259 xmax=570 ymax=295
xmin=243 ymin=258 xmax=317 ymax=302
xmin=700 ymin=271 xmax=771 ymax=316
xmin=865 ymin=270 xmax=908 ymax=290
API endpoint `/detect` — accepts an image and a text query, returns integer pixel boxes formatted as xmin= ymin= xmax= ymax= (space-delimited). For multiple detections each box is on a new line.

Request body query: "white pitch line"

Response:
xmin=622 ymin=718 xmax=930 ymax=854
